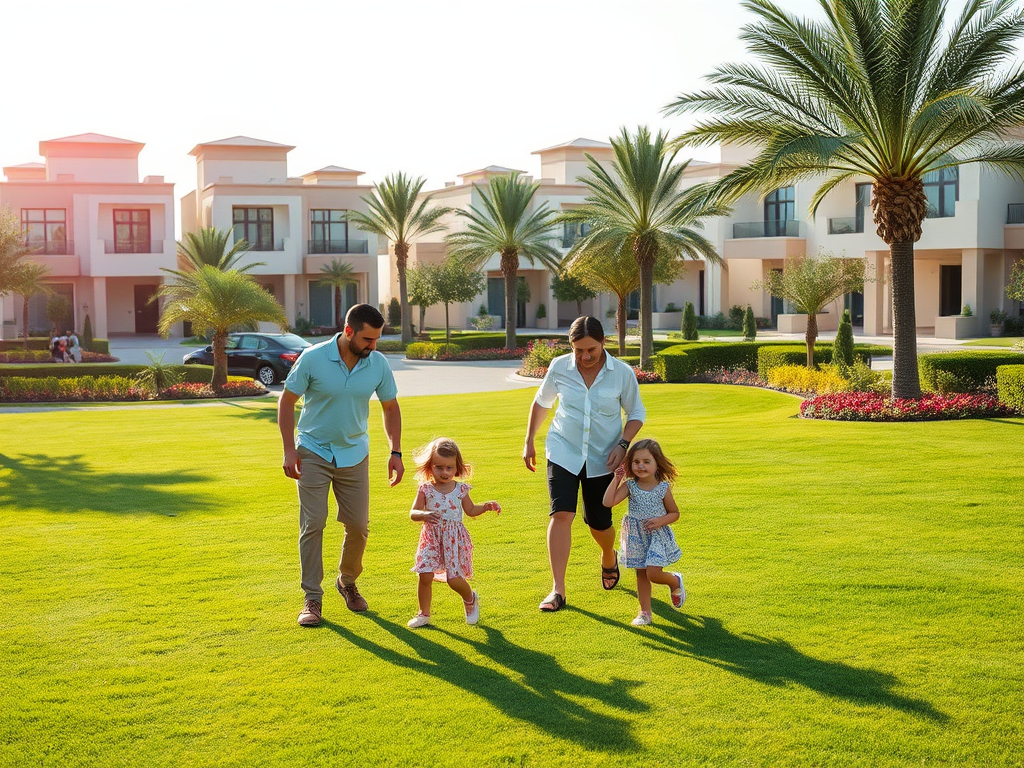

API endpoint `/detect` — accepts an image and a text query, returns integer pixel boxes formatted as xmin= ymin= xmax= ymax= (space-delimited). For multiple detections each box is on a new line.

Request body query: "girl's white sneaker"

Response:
xmin=407 ymin=613 xmax=431 ymax=628
xmin=631 ymin=611 xmax=652 ymax=626
xmin=670 ymin=572 xmax=686 ymax=609
xmin=465 ymin=591 xmax=480 ymax=625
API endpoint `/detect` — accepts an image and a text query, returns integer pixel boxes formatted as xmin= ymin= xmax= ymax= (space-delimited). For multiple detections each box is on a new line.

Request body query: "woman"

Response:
xmin=523 ymin=316 xmax=646 ymax=612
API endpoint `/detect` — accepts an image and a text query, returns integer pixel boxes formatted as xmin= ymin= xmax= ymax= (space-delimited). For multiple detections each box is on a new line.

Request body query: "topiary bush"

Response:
xmin=742 ymin=305 xmax=757 ymax=341
xmin=682 ymin=302 xmax=698 ymax=340
xmin=82 ymin=314 xmax=94 ymax=351
xmin=996 ymin=364 xmax=1024 ymax=411
xmin=835 ymin=309 xmax=854 ymax=366
xmin=919 ymin=351 xmax=1024 ymax=391
xmin=767 ymin=364 xmax=849 ymax=394
xmin=387 ymin=297 xmax=402 ymax=327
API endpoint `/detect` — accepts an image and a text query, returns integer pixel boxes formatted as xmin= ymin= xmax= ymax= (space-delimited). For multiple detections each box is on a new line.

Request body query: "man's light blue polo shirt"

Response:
xmin=284 ymin=334 xmax=399 ymax=468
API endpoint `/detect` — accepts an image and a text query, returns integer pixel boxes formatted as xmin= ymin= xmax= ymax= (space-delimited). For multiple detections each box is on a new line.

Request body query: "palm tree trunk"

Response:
xmin=21 ymin=296 xmax=29 ymax=351
xmin=212 ymin=329 xmax=228 ymax=391
xmin=638 ymin=255 xmax=656 ymax=370
xmin=805 ymin=313 xmax=818 ymax=369
xmin=396 ymin=242 xmax=413 ymax=344
xmin=334 ymin=288 xmax=342 ymax=333
xmin=501 ymin=251 xmax=519 ymax=351
xmin=616 ymin=298 xmax=627 ymax=356
xmin=890 ymin=241 xmax=922 ymax=399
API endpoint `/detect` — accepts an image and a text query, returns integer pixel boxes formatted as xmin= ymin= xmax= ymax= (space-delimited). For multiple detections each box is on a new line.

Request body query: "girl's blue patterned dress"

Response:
xmin=619 ymin=479 xmax=681 ymax=568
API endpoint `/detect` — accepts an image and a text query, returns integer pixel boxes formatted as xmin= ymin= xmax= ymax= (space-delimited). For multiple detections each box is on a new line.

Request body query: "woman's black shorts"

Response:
xmin=546 ymin=461 xmax=613 ymax=531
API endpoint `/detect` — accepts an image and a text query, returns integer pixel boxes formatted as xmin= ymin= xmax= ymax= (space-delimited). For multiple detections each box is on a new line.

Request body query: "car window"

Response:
xmin=238 ymin=335 xmax=259 ymax=350
xmin=225 ymin=337 xmax=240 ymax=350
xmin=257 ymin=337 xmax=269 ymax=350
xmin=278 ymin=333 xmax=312 ymax=349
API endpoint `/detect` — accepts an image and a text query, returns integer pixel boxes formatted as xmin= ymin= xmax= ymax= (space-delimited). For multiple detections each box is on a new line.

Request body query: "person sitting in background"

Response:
xmin=50 ymin=333 xmax=68 ymax=363
xmin=66 ymin=329 xmax=82 ymax=363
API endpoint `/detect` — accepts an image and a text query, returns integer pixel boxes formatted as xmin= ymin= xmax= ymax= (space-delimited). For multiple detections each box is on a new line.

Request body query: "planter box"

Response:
xmin=934 ymin=315 xmax=979 ymax=339
xmin=651 ymin=312 xmax=683 ymax=330
xmin=777 ymin=313 xmax=839 ymax=333
xmin=466 ymin=315 xmax=502 ymax=331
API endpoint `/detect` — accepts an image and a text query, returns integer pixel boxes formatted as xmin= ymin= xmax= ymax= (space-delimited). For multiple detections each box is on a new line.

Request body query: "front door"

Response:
xmin=770 ymin=268 xmax=784 ymax=325
xmin=134 ymin=285 xmax=159 ymax=333
xmin=939 ymin=265 xmax=962 ymax=316
xmin=487 ymin=277 xmax=505 ymax=325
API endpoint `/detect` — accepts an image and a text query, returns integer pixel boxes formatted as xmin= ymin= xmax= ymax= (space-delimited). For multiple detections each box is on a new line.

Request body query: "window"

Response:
xmin=310 ymin=210 xmax=348 ymax=253
xmin=21 ymin=209 xmax=68 ymax=254
xmin=855 ymin=183 xmax=872 ymax=233
xmin=924 ymin=168 xmax=958 ymax=218
xmin=561 ymin=222 xmax=590 ymax=248
xmin=233 ymin=207 xmax=274 ymax=250
xmin=764 ymin=187 xmax=795 ymax=236
xmin=114 ymin=210 xmax=151 ymax=253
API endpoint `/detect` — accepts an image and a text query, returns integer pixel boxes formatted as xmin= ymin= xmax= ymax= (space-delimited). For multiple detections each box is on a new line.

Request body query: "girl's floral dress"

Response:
xmin=412 ymin=482 xmax=474 ymax=582
xmin=619 ymin=480 xmax=681 ymax=568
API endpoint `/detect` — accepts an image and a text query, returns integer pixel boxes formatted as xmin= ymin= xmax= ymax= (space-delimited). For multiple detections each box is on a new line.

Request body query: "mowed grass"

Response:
xmin=1 ymin=386 xmax=1022 ymax=768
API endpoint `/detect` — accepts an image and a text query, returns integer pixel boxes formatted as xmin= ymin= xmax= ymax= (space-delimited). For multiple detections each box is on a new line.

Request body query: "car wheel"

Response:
xmin=256 ymin=365 xmax=277 ymax=386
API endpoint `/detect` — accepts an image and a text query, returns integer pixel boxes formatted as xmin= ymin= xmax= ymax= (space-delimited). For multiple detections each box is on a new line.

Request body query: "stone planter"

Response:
xmin=934 ymin=315 xmax=978 ymax=339
xmin=777 ymin=313 xmax=838 ymax=333
xmin=990 ymin=323 xmax=1004 ymax=337
xmin=651 ymin=311 xmax=684 ymax=330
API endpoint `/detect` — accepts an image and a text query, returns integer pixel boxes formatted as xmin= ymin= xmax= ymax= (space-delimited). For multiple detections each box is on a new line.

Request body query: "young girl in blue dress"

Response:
xmin=603 ymin=438 xmax=685 ymax=626
xmin=407 ymin=437 xmax=501 ymax=628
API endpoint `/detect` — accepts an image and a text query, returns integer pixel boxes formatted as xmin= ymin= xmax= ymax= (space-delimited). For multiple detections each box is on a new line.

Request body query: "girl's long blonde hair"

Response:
xmin=625 ymin=438 xmax=677 ymax=482
xmin=413 ymin=437 xmax=471 ymax=483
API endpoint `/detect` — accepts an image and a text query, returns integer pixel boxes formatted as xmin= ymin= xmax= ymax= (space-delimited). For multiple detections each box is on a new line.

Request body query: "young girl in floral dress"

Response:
xmin=603 ymin=438 xmax=685 ymax=626
xmin=408 ymin=437 xmax=501 ymax=628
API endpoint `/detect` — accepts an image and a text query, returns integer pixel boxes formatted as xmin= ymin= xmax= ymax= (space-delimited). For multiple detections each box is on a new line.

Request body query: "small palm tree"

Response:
xmin=347 ymin=173 xmax=451 ymax=344
xmin=446 ymin=173 xmax=561 ymax=351
xmin=666 ymin=0 xmax=1024 ymax=398
xmin=155 ymin=266 xmax=287 ymax=390
xmin=561 ymin=127 xmax=727 ymax=369
xmin=12 ymin=262 xmax=52 ymax=350
xmin=177 ymin=227 xmax=261 ymax=273
xmin=318 ymin=259 xmax=356 ymax=333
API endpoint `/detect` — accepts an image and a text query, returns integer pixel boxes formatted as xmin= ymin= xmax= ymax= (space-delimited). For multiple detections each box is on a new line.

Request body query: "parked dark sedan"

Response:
xmin=183 ymin=332 xmax=312 ymax=385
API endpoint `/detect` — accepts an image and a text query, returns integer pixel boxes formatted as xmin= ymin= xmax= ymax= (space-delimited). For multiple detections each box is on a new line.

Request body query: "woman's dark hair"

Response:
xmin=568 ymin=316 xmax=605 ymax=343
xmin=345 ymin=303 xmax=385 ymax=332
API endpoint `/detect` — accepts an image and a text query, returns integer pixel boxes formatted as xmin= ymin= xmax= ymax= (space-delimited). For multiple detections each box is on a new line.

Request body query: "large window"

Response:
xmin=855 ymin=183 xmax=872 ymax=233
xmin=924 ymin=168 xmax=958 ymax=218
xmin=21 ymin=209 xmax=68 ymax=254
xmin=764 ymin=187 xmax=795 ymax=236
xmin=310 ymin=209 xmax=348 ymax=253
xmin=114 ymin=210 xmax=151 ymax=253
xmin=233 ymin=207 xmax=274 ymax=250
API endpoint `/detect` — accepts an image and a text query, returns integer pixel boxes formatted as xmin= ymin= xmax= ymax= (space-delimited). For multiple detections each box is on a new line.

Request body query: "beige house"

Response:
xmin=0 ymin=133 xmax=176 ymax=340
xmin=180 ymin=137 xmax=383 ymax=332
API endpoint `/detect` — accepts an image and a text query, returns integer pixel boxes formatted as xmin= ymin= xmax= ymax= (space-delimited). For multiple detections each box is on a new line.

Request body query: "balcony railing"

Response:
xmin=1008 ymin=203 xmax=1024 ymax=224
xmin=247 ymin=239 xmax=284 ymax=252
xmin=827 ymin=217 xmax=861 ymax=235
xmin=27 ymin=240 xmax=74 ymax=255
xmin=105 ymin=240 xmax=154 ymax=254
xmin=732 ymin=220 xmax=802 ymax=238
xmin=307 ymin=238 xmax=369 ymax=254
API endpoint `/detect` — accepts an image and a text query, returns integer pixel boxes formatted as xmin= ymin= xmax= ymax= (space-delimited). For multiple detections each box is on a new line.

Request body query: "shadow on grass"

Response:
xmin=571 ymin=603 xmax=947 ymax=722
xmin=219 ymin=399 xmax=286 ymax=424
xmin=323 ymin=615 xmax=646 ymax=753
xmin=0 ymin=452 xmax=220 ymax=516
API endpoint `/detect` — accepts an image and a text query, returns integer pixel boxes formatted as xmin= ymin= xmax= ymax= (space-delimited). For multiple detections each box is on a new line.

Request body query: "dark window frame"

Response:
xmin=764 ymin=187 xmax=795 ymax=236
xmin=310 ymin=209 xmax=348 ymax=252
xmin=21 ymin=208 xmax=68 ymax=248
xmin=233 ymin=207 xmax=275 ymax=251
xmin=113 ymin=209 xmax=151 ymax=253
xmin=855 ymin=183 xmax=872 ymax=233
xmin=923 ymin=168 xmax=959 ymax=219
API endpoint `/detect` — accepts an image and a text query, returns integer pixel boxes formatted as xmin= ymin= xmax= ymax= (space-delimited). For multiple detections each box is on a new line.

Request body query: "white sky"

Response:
xmin=0 ymin=0 xmax=979 ymax=215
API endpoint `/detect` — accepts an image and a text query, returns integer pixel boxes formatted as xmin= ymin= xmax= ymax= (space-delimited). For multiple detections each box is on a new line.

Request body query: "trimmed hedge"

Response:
xmin=0 ymin=363 xmax=235 ymax=385
xmin=406 ymin=342 xmax=463 ymax=359
xmin=0 ymin=337 xmax=109 ymax=353
xmin=995 ymin=364 xmax=1024 ymax=411
xmin=919 ymin=351 xmax=1024 ymax=390
xmin=427 ymin=332 xmax=559 ymax=351
xmin=757 ymin=346 xmax=827 ymax=379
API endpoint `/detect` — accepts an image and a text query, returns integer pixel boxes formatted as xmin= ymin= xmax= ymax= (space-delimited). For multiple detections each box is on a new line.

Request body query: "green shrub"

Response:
xmin=996 ymin=364 xmax=1024 ymax=411
xmin=406 ymin=342 xmax=463 ymax=359
xmin=0 ymin=338 xmax=51 ymax=352
xmin=426 ymin=332 xmax=559 ymax=351
xmin=768 ymin=364 xmax=849 ymax=394
xmin=0 ymin=363 xmax=228 ymax=384
xmin=835 ymin=309 xmax=854 ymax=366
xmin=522 ymin=339 xmax=568 ymax=371
xmin=742 ymin=306 xmax=756 ymax=341
xmin=618 ymin=355 xmax=641 ymax=367
xmin=387 ymin=297 xmax=401 ymax=327
xmin=0 ymin=375 xmax=147 ymax=402
xmin=682 ymin=302 xmax=698 ymax=340
xmin=375 ymin=340 xmax=406 ymax=353
xmin=728 ymin=305 xmax=745 ymax=330
xmin=82 ymin=315 xmax=94 ymax=351
xmin=919 ymin=351 xmax=1024 ymax=390
xmin=758 ymin=345 xmax=825 ymax=378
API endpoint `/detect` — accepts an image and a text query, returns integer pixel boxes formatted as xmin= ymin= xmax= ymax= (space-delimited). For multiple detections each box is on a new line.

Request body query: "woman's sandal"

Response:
xmin=601 ymin=554 xmax=620 ymax=590
xmin=539 ymin=592 xmax=566 ymax=612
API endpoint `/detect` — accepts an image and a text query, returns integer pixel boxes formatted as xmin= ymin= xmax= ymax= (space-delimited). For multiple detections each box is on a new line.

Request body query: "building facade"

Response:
xmin=0 ymin=133 xmax=176 ymax=340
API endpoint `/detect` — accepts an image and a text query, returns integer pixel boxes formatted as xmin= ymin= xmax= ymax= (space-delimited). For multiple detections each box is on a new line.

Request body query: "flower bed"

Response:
xmin=800 ymin=391 xmax=1017 ymax=421
xmin=437 ymin=346 xmax=527 ymax=361
xmin=0 ymin=350 xmax=118 ymax=363
xmin=0 ymin=376 xmax=267 ymax=403
xmin=160 ymin=381 xmax=267 ymax=399
xmin=517 ymin=363 xmax=662 ymax=384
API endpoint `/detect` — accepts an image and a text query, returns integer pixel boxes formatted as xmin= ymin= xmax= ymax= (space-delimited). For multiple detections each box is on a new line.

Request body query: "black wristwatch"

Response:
xmin=617 ymin=439 xmax=630 ymax=450
xmin=391 ymin=450 xmax=403 ymax=458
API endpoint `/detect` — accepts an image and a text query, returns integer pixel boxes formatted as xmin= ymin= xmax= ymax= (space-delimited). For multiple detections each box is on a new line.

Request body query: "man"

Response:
xmin=278 ymin=303 xmax=404 ymax=627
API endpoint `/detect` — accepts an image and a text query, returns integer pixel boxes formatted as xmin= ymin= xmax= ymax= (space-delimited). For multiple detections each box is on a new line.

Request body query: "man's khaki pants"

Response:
xmin=297 ymin=449 xmax=370 ymax=603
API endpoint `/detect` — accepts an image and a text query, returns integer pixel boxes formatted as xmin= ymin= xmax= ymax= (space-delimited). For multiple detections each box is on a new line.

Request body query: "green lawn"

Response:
xmin=962 ymin=336 xmax=1024 ymax=347
xmin=1 ymin=386 xmax=1022 ymax=767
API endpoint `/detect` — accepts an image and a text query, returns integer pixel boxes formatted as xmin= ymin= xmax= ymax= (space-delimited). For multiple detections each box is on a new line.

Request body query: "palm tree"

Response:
xmin=318 ymin=259 xmax=356 ymax=333
xmin=346 ymin=173 xmax=451 ymax=344
xmin=446 ymin=173 xmax=561 ymax=351
xmin=666 ymin=0 xmax=1024 ymax=398
xmin=155 ymin=266 xmax=287 ymax=390
xmin=12 ymin=262 xmax=52 ymax=350
xmin=561 ymin=127 xmax=727 ymax=369
xmin=567 ymin=248 xmax=686 ymax=356
xmin=177 ymin=227 xmax=261 ymax=272
xmin=1 ymin=207 xmax=40 ymax=340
